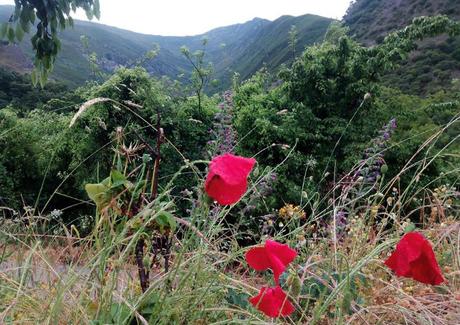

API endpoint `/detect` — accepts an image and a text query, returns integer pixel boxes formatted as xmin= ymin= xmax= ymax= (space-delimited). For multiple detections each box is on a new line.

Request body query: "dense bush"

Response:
xmin=0 ymin=68 xmax=74 ymax=112
xmin=232 ymin=28 xmax=460 ymax=212
xmin=0 ymin=67 xmax=218 ymax=221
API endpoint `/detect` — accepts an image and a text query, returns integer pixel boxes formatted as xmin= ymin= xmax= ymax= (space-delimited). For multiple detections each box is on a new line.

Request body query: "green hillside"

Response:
xmin=221 ymin=14 xmax=332 ymax=82
xmin=0 ymin=5 xmax=332 ymax=89
xmin=344 ymin=0 xmax=460 ymax=95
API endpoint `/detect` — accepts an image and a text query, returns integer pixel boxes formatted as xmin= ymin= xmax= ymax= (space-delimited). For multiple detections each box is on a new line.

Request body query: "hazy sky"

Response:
xmin=0 ymin=0 xmax=352 ymax=36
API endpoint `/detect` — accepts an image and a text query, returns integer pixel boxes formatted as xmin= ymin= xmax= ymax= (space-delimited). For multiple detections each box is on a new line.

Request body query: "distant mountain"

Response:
xmin=214 ymin=14 xmax=333 ymax=83
xmin=0 ymin=5 xmax=333 ymax=90
xmin=344 ymin=0 xmax=460 ymax=95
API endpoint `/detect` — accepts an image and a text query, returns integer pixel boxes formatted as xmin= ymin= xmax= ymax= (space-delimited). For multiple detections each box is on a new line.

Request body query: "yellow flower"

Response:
xmin=370 ymin=205 xmax=379 ymax=218
xmin=278 ymin=204 xmax=306 ymax=220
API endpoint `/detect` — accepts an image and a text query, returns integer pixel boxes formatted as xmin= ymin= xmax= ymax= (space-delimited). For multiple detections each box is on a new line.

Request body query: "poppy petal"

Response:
xmin=249 ymin=286 xmax=295 ymax=318
xmin=205 ymin=175 xmax=247 ymax=205
xmin=205 ymin=154 xmax=256 ymax=205
xmin=246 ymin=240 xmax=297 ymax=285
xmin=246 ymin=247 xmax=271 ymax=271
xmin=410 ymin=251 xmax=444 ymax=285
xmin=384 ymin=232 xmax=444 ymax=285
xmin=265 ymin=240 xmax=297 ymax=284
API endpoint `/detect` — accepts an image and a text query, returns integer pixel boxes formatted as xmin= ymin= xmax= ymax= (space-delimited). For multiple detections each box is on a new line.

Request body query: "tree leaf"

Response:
xmin=7 ymin=26 xmax=15 ymax=43
xmin=15 ymin=23 xmax=24 ymax=42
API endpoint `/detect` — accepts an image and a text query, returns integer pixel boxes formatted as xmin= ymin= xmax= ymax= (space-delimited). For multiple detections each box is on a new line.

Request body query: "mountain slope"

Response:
xmin=0 ymin=6 xmax=332 ymax=89
xmin=343 ymin=0 xmax=460 ymax=95
xmin=223 ymin=14 xmax=332 ymax=82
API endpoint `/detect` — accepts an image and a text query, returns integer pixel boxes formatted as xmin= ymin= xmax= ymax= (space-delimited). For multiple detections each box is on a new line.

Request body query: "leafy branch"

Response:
xmin=0 ymin=0 xmax=101 ymax=86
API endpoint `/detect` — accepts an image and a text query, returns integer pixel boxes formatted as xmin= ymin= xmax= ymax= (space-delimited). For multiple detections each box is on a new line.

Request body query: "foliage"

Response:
xmin=288 ymin=24 xmax=298 ymax=60
xmin=232 ymin=16 xmax=460 ymax=210
xmin=0 ymin=0 xmax=100 ymax=86
xmin=0 ymin=67 xmax=217 ymax=222
xmin=345 ymin=0 xmax=460 ymax=42
xmin=0 ymin=118 xmax=459 ymax=323
xmin=0 ymin=67 xmax=75 ymax=111
xmin=180 ymin=38 xmax=213 ymax=112
xmin=344 ymin=0 xmax=460 ymax=95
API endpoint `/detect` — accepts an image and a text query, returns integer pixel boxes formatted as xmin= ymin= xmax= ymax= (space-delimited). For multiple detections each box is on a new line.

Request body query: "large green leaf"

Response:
xmin=85 ymin=183 xmax=110 ymax=211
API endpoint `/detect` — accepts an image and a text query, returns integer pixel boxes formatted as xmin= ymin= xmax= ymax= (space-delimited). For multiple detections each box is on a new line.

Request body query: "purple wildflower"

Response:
xmin=334 ymin=118 xmax=397 ymax=239
xmin=207 ymin=91 xmax=237 ymax=155
xmin=357 ymin=118 xmax=397 ymax=184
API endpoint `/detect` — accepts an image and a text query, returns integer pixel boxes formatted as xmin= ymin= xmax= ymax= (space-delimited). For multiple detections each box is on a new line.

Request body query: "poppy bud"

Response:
xmin=381 ymin=164 xmax=388 ymax=174
xmin=286 ymin=273 xmax=302 ymax=299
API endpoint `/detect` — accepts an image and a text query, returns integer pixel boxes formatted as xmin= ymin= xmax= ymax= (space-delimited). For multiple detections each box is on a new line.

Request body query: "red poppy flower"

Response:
xmin=249 ymin=286 xmax=295 ymax=318
xmin=205 ymin=153 xmax=256 ymax=205
xmin=384 ymin=232 xmax=444 ymax=285
xmin=246 ymin=240 xmax=297 ymax=284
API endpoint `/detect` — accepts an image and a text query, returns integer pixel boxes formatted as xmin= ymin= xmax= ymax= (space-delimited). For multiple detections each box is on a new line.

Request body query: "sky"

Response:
xmin=0 ymin=0 xmax=353 ymax=36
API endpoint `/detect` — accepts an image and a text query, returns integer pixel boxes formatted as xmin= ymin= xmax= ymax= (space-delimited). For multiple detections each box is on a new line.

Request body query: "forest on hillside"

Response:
xmin=0 ymin=0 xmax=460 ymax=324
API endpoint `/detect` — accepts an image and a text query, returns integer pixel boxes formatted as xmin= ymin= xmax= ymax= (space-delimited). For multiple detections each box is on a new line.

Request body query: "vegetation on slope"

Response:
xmin=344 ymin=0 xmax=460 ymax=95
xmin=0 ymin=5 xmax=332 ymax=90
